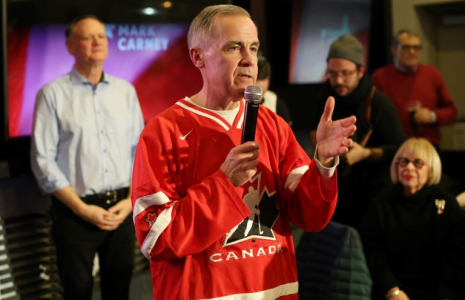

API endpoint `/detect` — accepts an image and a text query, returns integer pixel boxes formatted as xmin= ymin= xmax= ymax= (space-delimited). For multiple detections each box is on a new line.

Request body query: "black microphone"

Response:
xmin=241 ymin=85 xmax=263 ymax=144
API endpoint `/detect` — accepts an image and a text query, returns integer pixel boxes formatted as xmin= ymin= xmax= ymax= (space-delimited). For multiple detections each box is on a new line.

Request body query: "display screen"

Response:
xmin=7 ymin=23 xmax=203 ymax=138
xmin=289 ymin=0 xmax=371 ymax=84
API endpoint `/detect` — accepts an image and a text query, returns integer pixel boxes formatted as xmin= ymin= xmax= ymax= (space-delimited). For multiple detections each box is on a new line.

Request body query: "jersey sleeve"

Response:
xmin=285 ymin=160 xmax=338 ymax=232
xmin=131 ymin=123 xmax=250 ymax=261
xmin=278 ymin=119 xmax=338 ymax=232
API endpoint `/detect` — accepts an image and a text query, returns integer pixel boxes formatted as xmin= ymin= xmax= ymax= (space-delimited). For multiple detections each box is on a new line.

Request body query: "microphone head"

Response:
xmin=244 ymin=85 xmax=263 ymax=104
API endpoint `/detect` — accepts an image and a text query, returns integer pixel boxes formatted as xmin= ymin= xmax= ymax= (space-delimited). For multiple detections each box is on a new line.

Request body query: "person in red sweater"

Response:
xmin=372 ymin=29 xmax=457 ymax=147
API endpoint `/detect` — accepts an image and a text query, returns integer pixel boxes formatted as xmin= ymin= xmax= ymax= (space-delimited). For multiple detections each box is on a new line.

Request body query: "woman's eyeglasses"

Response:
xmin=397 ymin=157 xmax=425 ymax=169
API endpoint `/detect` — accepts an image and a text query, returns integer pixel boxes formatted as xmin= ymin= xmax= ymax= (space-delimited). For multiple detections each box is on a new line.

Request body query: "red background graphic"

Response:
xmin=7 ymin=26 xmax=31 ymax=137
xmin=133 ymin=35 xmax=203 ymax=123
xmin=6 ymin=26 xmax=203 ymax=137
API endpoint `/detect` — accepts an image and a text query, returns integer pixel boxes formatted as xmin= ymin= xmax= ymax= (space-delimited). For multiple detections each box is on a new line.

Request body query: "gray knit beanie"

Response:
xmin=327 ymin=34 xmax=365 ymax=66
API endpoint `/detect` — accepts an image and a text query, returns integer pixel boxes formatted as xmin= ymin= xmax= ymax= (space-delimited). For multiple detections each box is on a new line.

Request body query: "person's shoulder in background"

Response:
xmin=371 ymin=64 xmax=396 ymax=88
xmin=276 ymin=96 xmax=293 ymax=127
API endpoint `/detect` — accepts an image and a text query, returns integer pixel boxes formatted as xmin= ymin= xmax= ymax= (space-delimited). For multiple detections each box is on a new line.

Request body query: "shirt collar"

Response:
xmin=69 ymin=66 xmax=110 ymax=85
xmin=394 ymin=60 xmax=418 ymax=73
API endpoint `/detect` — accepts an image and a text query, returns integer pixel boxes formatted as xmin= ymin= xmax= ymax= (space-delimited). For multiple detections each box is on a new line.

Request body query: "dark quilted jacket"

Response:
xmin=296 ymin=221 xmax=372 ymax=300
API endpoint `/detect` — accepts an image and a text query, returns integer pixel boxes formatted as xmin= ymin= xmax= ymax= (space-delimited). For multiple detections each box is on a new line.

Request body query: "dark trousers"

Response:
xmin=51 ymin=198 xmax=135 ymax=300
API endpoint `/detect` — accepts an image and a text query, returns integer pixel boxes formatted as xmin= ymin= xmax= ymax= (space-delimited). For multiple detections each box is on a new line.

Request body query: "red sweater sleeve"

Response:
xmin=432 ymin=69 xmax=457 ymax=125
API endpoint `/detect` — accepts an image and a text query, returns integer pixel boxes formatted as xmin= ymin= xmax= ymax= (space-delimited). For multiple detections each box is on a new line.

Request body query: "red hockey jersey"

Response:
xmin=131 ymin=98 xmax=338 ymax=300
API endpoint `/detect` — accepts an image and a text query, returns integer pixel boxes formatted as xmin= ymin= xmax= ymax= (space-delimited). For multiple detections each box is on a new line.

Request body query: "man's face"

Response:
xmin=327 ymin=58 xmax=364 ymax=97
xmin=66 ymin=18 xmax=108 ymax=65
xmin=393 ymin=33 xmax=421 ymax=69
xmin=200 ymin=15 xmax=259 ymax=100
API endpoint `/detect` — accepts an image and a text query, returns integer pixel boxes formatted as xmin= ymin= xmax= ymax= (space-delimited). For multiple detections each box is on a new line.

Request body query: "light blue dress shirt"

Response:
xmin=31 ymin=67 xmax=144 ymax=197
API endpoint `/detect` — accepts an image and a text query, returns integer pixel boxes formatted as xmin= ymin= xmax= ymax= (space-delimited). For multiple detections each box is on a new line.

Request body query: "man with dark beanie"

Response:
xmin=309 ymin=34 xmax=406 ymax=229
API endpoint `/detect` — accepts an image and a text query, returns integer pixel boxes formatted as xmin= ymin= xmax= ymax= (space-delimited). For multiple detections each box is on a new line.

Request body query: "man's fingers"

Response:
xmin=245 ymin=167 xmax=258 ymax=179
xmin=221 ymin=142 xmax=261 ymax=187
xmin=231 ymin=145 xmax=259 ymax=162
xmin=321 ymin=96 xmax=335 ymax=122
xmin=342 ymin=124 xmax=357 ymax=137
xmin=339 ymin=115 xmax=357 ymax=128
xmin=242 ymin=158 xmax=259 ymax=170
xmin=103 ymin=218 xmax=119 ymax=226
xmin=247 ymin=149 xmax=259 ymax=161
xmin=107 ymin=205 xmax=119 ymax=214
xmin=343 ymin=138 xmax=353 ymax=148
xmin=99 ymin=223 xmax=118 ymax=231
xmin=236 ymin=141 xmax=260 ymax=153
xmin=334 ymin=145 xmax=350 ymax=156
xmin=325 ymin=147 xmax=347 ymax=158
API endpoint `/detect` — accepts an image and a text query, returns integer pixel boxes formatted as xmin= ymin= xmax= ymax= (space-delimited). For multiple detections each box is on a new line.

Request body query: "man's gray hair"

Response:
xmin=65 ymin=15 xmax=104 ymax=40
xmin=187 ymin=5 xmax=251 ymax=49
xmin=392 ymin=29 xmax=420 ymax=48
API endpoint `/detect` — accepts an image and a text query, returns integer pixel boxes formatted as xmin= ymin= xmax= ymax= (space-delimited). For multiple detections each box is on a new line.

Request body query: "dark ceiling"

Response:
xmin=6 ymin=0 xmax=234 ymax=24
xmin=421 ymin=1 xmax=465 ymax=17
xmin=420 ymin=1 xmax=465 ymax=26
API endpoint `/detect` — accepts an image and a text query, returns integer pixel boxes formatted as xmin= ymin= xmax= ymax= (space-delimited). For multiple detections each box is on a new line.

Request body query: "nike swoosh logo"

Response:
xmin=180 ymin=129 xmax=193 ymax=140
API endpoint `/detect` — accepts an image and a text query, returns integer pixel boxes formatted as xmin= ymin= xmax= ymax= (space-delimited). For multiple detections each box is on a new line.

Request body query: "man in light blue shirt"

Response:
xmin=30 ymin=15 xmax=144 ymax=300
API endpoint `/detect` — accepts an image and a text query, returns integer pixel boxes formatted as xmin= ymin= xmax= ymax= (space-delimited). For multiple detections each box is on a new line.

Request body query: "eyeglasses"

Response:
xmin=398 ymin=45 xmax=422 ymax=52
xmin=397 ymin=157 xmax=425 ymax=169
xmin=326 ymin=69 xmax=357 ymax=79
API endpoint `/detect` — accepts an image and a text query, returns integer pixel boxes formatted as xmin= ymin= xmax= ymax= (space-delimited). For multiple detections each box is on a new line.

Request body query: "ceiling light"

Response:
xmin=142 ymin=7 xmax=157 ymax=15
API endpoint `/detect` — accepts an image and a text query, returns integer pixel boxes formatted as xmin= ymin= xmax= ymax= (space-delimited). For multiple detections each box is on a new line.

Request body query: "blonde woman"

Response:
xmin=360 ymin=138 xmax=465 ymax=300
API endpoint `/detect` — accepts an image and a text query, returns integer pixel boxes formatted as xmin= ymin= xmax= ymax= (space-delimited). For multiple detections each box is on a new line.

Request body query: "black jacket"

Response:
xmin=310 ymin=74 xmax=407 ymax=229
xmin=360 ymin=184 xmax=465 ymax=299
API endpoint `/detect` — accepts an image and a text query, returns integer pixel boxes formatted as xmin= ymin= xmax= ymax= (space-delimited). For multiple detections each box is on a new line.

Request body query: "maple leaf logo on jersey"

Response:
xmin=223 ymin=172 xmax=279 ymax=247
xmin=145 ymin=212 xmax=158 ymax=228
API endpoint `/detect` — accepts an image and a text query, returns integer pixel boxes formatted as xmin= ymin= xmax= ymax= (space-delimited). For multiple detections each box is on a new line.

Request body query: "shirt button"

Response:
xmin=100 ymin=130 xmax=104 ymax=134
xmin=105 ymin=169 xmax=108 ymax=173
xmin=103 ymin=149 xmax=107 ymax=153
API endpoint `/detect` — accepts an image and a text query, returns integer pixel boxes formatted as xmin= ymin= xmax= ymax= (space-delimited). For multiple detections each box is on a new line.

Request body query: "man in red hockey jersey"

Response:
xmin=131 ymin=5 xmax=356 ymax=300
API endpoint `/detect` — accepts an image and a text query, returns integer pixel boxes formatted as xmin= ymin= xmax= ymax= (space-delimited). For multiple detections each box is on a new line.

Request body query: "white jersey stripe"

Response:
xmin=140 ymin=201 xmax=177 ymax=260
xmin=198 ymin=281 xmax=298 ymax=300
xmin=284 ymin=165 xmax=309 ymax=192
xmin=176 ymin=101 xmax=230 ymax=131
xmin=236 ymin=105 xmax=245 ymax=129
xmin=235 ymin=99 xmax=245 ymax=129
xmin=133 ymin=191 xmax=171 ymax=223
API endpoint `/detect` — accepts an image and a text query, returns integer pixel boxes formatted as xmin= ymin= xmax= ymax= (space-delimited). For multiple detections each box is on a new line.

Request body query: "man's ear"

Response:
xmin=358 ymin=66 xmax=366 ymax=79
xmin=66 ymin=39 xmax=74 ymax=56
xmin=390 ymin=46 xmax=397 ymax=59
xmin=189 ymin=47 xmax=204 ymax=68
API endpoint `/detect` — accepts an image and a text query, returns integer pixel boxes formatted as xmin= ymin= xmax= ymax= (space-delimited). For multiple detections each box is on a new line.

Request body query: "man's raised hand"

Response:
xmin=316 ymin=96 xmax=357 ymax=166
